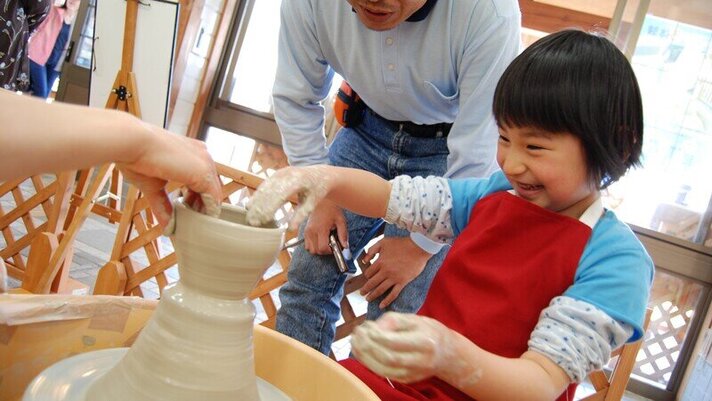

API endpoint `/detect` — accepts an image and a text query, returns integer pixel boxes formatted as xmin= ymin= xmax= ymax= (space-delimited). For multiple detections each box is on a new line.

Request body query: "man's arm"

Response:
xmin=272 ymin=0 xmax=334 ymax=167
xmin=406 ymin=1 xmax=520 ymax=256
xmin=444 ymin=1 xmax=521 ymax=179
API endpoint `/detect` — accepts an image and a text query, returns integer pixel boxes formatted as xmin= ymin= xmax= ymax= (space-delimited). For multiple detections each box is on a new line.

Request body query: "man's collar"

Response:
xmin=406 ymin=0 xmax=437 ymax=22
xmin=351 ymin=0 xmax=438 ymax=23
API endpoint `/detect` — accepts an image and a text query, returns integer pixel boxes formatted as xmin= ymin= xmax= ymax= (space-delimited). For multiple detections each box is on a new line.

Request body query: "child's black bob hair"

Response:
xmin=493 ymin=29 xmax=643 ymax=189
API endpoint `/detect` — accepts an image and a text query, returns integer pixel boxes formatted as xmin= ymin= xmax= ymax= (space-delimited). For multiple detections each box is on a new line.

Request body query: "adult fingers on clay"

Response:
xmin=181 ymin=188 xmax=221 ymax=218
xmin=142 ymin=183 xmax=173 ymax=227
xmin=183 ymin=189 xmax=202 ymax=211
xmin=180 ymin=156 xmax=222 ymax=216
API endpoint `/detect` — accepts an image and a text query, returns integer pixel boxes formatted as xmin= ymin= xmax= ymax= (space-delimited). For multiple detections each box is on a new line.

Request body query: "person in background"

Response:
xmin=248 ymin=29 xmax=653 ymax=400
xmin=0 ymin=0 xmax=52 ymax=91
xmin=272 ymin=0 xmax=521 ymax=356
xmin=0 ymin=89 xmax=222 ymax=225
xmin=28 ymin=0 xmax=80 ymax=98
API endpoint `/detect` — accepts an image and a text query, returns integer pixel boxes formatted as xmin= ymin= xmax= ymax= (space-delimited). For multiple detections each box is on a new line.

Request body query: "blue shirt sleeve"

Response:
xmin=447 ymin=170 xmax=512 ymax=235
xmin=564 ymin=211 xmax=654 ymax=341
xmin=442 ymin=1 xmax=520 ymax=178
xmin=272 ymin=0 xmax=334 ymax=167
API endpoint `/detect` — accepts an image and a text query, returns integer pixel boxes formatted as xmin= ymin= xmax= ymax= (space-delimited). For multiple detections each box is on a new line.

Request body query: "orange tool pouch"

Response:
xmin=334 ymin=81 xmax=365 ymax=128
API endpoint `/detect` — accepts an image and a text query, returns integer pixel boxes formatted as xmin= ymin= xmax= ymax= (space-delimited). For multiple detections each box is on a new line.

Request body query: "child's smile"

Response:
xmin=512 ymin=181 xmax=544 ymax=199
xmin=497 ymin=125 xmax=599 ymax=219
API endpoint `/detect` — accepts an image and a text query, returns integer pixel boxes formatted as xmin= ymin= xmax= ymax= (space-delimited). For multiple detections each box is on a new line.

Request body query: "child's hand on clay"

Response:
xmin=350 ymin=312 xmax=461 ymax=384
xmin=246 ymin=165 xmax=334 ymax=229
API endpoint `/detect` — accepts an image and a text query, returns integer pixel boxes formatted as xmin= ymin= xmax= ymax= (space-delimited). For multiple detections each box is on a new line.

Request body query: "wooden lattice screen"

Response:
xmin=629 ymin=278 xmax=705 ymax=385
xmin=0 ymin=172 xmax=76 ymax=292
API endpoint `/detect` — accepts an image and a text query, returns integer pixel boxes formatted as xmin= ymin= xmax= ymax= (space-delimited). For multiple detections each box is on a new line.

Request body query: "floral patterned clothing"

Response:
xmin=1 ymin=0 xmax=51 ymax=91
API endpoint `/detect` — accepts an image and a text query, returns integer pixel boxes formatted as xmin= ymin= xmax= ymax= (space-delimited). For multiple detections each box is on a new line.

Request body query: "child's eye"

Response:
xmin=498 ymin=135 xmax=510 ymax=143
xmin=527 ymin=144 xmax=545 ymax=150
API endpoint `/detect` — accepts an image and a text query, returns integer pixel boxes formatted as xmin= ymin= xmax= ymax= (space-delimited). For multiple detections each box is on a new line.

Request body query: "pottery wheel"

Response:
xmin=22 ymin=348 xmax=291 ymax=401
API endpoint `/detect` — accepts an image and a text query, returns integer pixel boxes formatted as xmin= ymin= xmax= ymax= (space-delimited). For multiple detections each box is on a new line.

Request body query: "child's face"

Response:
xmin=497 ymin=125 xmax=599 ymax=219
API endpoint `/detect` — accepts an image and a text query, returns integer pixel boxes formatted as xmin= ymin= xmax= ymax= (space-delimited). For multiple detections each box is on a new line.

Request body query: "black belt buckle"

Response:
xmin=399 ymin=121 xmax=451 ymax=138
xmin=363 ymin=104 xmax=451 ymax=138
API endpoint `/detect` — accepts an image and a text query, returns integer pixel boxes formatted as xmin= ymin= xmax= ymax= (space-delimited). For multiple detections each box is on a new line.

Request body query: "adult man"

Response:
xmin=272 ymin=0 xmax=520 ymax=355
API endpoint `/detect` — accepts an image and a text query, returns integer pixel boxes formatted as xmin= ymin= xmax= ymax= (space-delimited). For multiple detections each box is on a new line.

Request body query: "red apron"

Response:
xmin=342 ymin=192 xmax=593 ymax=401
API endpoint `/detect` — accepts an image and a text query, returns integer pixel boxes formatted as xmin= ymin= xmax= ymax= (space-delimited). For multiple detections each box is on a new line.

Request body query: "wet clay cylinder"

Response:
xmin=84 ymin=203 xmax=284 ymax=401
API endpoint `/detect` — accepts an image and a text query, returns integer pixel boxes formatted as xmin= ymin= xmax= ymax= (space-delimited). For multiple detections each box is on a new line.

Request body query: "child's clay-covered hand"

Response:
xmin=351 ymin=312 xmax=461 ymax=384
xmin=246 ymin=165 xmax=333 ymax=229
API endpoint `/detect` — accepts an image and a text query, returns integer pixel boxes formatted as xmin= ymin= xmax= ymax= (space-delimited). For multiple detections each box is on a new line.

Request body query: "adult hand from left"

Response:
xmin=351 ymin=312 xmax=456 ymax=384
xmin=359 ymin=237 xmax=431 ymax=309
xmin=118 ymin=121 xmax=222 ymax=226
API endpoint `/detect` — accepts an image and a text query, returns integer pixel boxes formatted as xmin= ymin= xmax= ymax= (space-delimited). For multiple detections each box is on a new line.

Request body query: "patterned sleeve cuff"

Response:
xmin=385 ymin=175 xmax=454 ymax=242
xmin=385 ymin=182 xmax=403 ymax=223
xmin=527 ymin=296 xmax=634 ymax=382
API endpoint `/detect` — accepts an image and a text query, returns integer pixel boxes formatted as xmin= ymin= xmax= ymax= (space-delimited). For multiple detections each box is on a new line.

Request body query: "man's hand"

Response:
xmin=351 ymin=312 xmax=457 ymax=384
xmin=360 ymin=237 xmax=431 ymax=309
xmin=303 ymin=200 xmax=348 ymax=255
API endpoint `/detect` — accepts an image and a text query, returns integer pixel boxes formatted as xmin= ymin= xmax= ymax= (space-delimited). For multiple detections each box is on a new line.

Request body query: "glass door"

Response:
xmin=55 ymin=0 xmax=95 ymax=105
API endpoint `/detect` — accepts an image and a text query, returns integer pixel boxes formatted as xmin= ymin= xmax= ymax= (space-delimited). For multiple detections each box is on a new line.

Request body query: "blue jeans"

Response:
xmin=29 ymin=23 xmax=71 ymax=98
xmin=275 ymin=110 xmax=450 ymax=355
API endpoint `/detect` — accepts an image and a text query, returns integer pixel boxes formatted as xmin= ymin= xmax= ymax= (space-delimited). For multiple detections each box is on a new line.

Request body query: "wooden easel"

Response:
xmin=68 ymin=0 xmax=143 ymax=225
xmin=48 ymin=0 xmax=151 ymax=292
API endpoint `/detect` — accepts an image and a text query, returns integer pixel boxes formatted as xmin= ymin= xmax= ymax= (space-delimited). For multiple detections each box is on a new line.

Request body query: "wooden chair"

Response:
xmin=0 ymin=172 xmax=78 ymax=294
xmin=581 ymin=308 xmax=653 ymax=401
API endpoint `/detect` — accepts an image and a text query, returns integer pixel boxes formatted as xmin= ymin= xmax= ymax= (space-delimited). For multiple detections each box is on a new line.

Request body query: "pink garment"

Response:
xmin=64 ymin=0 xmax=81 ymax=23
xmin=28 ymin=6 xmax=65 ymax=65
xmin=28 ymin=0 xmax=79 ymax=65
